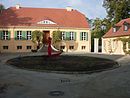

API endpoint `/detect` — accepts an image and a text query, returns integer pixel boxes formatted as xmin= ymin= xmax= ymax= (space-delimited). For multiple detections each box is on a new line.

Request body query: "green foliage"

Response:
xmin=91 ymin=18 xmax=106 ymax=51
xmin=52 ymin=30 xmax=61 ymax=44
xmin=32 ymin=30 xmax=43 ymax=44
xmin=91 ymin=18 xmax=106 ymax=38
xmin=103 ymin=0 xmax=130 ymax=26
xmin=0 ymin=4 xmax=4 ymax=10
xmin=117 ymin=37 xmax=130 ymax=54
xmin=86 ymin=17 xmax=93 ymax=27
xmin=0 ymin=4 xmax=5 ymax=14
xmin=102 ymin=18 xmax=112 ymax=32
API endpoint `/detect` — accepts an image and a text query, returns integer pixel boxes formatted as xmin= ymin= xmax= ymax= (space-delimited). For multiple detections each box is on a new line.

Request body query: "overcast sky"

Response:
xmin=1 ymin=0 xmax=107 ymax=19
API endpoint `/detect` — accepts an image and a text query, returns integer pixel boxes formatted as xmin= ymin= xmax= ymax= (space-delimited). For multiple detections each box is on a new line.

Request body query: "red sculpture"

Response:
xmin=47 ymin=37 xmax=62 ymax=57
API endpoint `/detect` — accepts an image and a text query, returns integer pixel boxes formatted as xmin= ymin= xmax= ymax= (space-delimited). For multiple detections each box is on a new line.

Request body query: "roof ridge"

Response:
xmin=10 ymin=6 xmax=67 ymax=10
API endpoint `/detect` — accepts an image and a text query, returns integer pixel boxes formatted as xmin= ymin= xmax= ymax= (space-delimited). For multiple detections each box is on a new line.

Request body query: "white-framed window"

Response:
xmin=3 ymin=46 xmax=8 ymax=50
xmin=69 ymin=46 xmax=74 ymax=50
xmin=17 ymin=31 xmax=22 ymax=40
xmin=70 ymin=32 xmax=74 ymax=40
xmin=61 ymin=32 xmax=66 ymax=40
xmin=81 ymin=46 xmax=86 ymax=50
xmin=113 ymin=27 xmax=116 ymax=32
xmin=17 ymin=46 xmax=22 ymax=50
xmin=44 ymin=20 xmax=48 ymax=24
xmin=81 ymin=32 xmax=86 ymax=40
xmin=27 ymin=46 xmax=32 ymax=49
xmin=60 ymin=46 xmax=65 ymax=50
xmin=37 ymin=20 xmax=56 ymax=24
xmin=3 ymin=31 xmax=9 ymax=40
xmin=27 ymin=31 xmax=32 ymax=40
xmin=124 ymin=25 xmax=128 ymax=31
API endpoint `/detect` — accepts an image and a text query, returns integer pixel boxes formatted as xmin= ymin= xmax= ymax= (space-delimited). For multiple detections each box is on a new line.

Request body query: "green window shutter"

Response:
xmin=22 ymin=31 xmax=26 ymax=40
xmin=86 ymin=32 xmax=88 ymax=41
xmin=74 ymin=32 xmax=76 ymax=41
xmin=1 ymin=31 xmax=3 ymax=40
xmin=66 ymin=32 xmax=70 ymax=40
xmin=128 ymin=41 xmax=130 ymax=49
xmin=80 ymin=32 xmax=82 ymax=41
xmin=0 ymin=31 xmax=1 ymax=40
xmin=60 ymin=31 xmax=62 ymax=40
xmin=8 ymin=31 xmax=11 ymax=40
xmin=15 ymin=31 xmax=17 ymax=40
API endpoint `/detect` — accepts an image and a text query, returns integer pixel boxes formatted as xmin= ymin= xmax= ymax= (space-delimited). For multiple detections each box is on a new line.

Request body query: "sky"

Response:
xmin=1 ymin=0 xmax=107 ymax=19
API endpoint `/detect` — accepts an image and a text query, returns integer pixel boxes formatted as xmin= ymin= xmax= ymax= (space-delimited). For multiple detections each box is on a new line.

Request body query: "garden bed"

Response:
xmin=6 ymin=55 xmax=119 ymax=73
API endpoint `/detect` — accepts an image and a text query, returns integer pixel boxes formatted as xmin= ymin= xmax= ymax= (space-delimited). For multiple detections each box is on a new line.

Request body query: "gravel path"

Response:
xmin=0 ymin=53 xmax=130 ymax=98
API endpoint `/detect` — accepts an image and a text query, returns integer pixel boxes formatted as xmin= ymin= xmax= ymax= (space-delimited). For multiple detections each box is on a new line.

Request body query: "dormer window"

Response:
xmin=113 ymin=27 xmax=116 ymax=32
xmin=124 ymin=25 xmax=128 ymax=31
xmin=123 ymin=21 xmax=129 ymax=31
xmin=37 ymin=20 xmax=56 ymax=24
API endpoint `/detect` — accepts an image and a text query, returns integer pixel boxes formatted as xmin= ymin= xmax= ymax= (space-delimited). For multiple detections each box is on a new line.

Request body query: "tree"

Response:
xmin=0 ymin=4 xmax=5 ymax=14
xmin=91 ymin=18 xmax=106 ymax=52
xmin=32 ymin=30 xmax=43 ymax=50
xmin=91 ymin=18 xmax=106 ymax=38
xmin=102 ymin=18 xmax=111 ymax=32
xmin=103 ymin=0 xmax=130 ymax=27
xmin=52 ymin=30 xmax=61 ymax=44
xmin=86 ymin=17 xmax=93 ymax=27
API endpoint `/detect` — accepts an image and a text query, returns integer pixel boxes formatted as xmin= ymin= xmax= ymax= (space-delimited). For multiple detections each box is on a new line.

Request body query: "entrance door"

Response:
xmin=43 ymin=31 xmax=50 ymax=45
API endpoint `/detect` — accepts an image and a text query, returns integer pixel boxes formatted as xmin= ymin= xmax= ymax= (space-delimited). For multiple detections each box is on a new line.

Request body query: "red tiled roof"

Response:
xmin=0 ymin=7 xmax=90 ymax=28
xmin=103 ymin=18 xmax=130 ymax=38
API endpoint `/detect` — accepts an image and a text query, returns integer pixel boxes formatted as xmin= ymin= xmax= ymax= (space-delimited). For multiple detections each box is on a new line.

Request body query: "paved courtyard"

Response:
xmin=0 ymin=52 xmax=130 ymax=98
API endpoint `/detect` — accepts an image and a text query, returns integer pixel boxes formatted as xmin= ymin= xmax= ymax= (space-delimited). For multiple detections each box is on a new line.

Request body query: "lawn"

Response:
xmin=6 ymin=55 xmax=119 ymax=72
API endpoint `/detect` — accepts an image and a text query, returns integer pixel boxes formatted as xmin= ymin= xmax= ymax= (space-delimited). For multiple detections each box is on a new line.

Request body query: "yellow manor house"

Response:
xmin=0 ymin=5 xmax=91 ymax=53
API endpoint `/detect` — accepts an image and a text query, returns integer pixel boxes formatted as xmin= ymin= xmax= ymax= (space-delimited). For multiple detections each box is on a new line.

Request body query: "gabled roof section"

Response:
xmin=0 ymin=6 xmax=90 ymax=28
xmin=103 ymin=18 xmax=130 ymax=38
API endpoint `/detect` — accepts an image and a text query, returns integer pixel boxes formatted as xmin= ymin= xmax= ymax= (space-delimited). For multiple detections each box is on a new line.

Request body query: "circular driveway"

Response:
xmin=0 ymin=53 xmax=130 ymax=98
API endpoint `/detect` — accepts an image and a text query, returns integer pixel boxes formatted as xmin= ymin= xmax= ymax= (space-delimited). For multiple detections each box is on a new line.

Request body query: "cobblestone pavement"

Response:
xmin=0 ymin=52 xmax=130 ymax=98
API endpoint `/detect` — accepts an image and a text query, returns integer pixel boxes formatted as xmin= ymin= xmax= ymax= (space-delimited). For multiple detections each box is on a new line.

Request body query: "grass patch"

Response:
xmin=6 ymin=55 xmax=119 ymax=72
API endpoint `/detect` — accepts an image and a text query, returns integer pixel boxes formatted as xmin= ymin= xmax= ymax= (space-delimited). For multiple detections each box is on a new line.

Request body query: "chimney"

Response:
xmin=66 ymin=6 xmax=73 ymax=11
xmin=15 ymin=4 xmax=20 ymax=9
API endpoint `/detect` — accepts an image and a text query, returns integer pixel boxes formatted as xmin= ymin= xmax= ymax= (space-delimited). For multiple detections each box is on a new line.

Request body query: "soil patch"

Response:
xmin=6 ymin=55 xmax=119 ymax=72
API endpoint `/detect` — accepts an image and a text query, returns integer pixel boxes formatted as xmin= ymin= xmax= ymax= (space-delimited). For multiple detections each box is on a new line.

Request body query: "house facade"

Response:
xmin=102 ymin=18 xmax=130 ymax=55
xmin=0 ymin=5 xmax=91 ymax=53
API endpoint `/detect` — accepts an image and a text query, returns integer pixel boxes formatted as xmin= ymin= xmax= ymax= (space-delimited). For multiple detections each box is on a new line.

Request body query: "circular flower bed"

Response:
xmin=6 ymin=55 xmax=119 ymax=73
